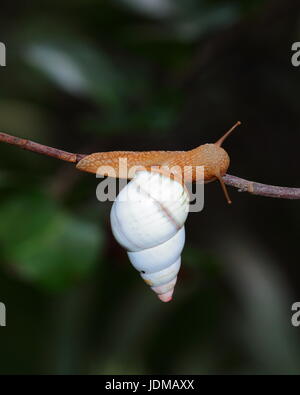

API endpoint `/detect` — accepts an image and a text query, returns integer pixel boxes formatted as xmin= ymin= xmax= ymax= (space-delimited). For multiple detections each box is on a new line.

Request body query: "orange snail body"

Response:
xmin=161 ymin=144 xmax=230 ymax=183
xmin=76 ymin=150 xmax=183 ymax=178
xmin=76 ymin=121 xmax=241 ymax=203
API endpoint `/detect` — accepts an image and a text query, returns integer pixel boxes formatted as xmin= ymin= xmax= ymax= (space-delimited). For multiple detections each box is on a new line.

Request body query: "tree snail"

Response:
xmin=77 ymin=121 xmax=240 ymax=302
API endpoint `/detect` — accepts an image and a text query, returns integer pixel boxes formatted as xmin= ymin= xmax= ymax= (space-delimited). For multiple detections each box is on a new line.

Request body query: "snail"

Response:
xmin=76 ymin=121 xmax=241 ymax=301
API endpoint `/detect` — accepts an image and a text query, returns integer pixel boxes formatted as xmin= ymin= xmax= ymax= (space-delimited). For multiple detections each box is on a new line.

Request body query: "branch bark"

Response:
xmin=222 ymin=174 xmax=300 ymax=200
xmin=1 ymin=131 xmax=299 ymax=200
xmin=0 ymin=131 xmax=86 ymax=163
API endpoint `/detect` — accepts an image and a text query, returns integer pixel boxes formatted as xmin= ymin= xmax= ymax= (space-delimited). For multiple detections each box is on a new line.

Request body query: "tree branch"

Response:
xmin=222 ymin=174 xmax=300 ymax=200
xmin=0 ymin=131 xmax=299 ymax=200
xmin=0 ymin=131 xmax=85 ymax=163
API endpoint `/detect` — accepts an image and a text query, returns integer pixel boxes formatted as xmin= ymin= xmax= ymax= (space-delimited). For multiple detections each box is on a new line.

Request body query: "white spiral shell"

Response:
xmin=110 ymin=170 xmax=189 ymax=302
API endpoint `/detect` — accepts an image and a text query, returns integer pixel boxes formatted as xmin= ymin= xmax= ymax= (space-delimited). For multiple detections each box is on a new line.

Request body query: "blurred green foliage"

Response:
xmin=0 ymin=192 xmax=102 ymax=290
xmin=0 ymin=0 xmax=300 ymax=375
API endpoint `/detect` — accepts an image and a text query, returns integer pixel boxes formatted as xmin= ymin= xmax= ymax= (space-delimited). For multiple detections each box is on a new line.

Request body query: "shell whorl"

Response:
xmin=110 ymin=170 xmax=189 ymax=302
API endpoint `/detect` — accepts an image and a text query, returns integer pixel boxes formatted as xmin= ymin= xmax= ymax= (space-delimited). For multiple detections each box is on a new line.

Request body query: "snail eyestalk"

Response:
xmin=215 ymin=121 xmax=241 ymax=147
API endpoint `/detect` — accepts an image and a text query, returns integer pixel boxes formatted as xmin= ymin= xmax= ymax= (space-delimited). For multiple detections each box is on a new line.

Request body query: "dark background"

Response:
xmin=0 ymin=0 xmax=300 ymax=374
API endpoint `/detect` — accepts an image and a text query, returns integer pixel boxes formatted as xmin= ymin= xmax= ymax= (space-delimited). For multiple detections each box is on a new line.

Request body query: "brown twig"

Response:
xmin=222 ymin=174 xmax=300 ymax=200
xmin=0 ymin=131 xmax=299 ymax=200
xmin=0 ymin=131 xmax=85 ymax=163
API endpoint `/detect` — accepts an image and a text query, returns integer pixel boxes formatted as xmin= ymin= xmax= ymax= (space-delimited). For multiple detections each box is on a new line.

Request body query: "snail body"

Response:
xmin=77 ymin=150 xmax=183 ymax=179
xmin=110 ymin=170 xmax=189 ymax=302
xmin=77 ymin=121 xmax=240 ymax=204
